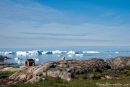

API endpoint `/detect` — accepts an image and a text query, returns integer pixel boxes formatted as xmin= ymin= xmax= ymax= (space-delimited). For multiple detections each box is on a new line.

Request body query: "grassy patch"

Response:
xmin=12 ymin=66 xmax=20 ymax=68
xmin=7 ymin=76 xmax=130 ymax=87
xmin=6 ymin=70 xmax=130 ymax=87
xmin=0 ymin=71 xmax=14 ymax=78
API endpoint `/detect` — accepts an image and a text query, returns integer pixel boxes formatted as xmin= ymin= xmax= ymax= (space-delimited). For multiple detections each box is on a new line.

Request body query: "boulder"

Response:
xmin=106 ymin=56 xmax=130 ymax=69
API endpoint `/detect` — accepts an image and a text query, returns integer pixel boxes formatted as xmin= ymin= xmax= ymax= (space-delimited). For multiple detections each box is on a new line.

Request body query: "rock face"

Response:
xmin=8 ymin=58 xmax=110 ymax=84
xmin=106 ymin=56 xmax=130 ymax=69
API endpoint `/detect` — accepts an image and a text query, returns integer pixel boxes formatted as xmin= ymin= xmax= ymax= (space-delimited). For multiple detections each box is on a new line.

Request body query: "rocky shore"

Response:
xmin=1 ymin=56 xmax=130 ymax=85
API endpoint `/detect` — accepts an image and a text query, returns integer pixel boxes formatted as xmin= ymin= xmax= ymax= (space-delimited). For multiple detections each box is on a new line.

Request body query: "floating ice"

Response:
xmin=52 ymin=50 xmax=67 ymax=54
xmin=33 ymin=57 xmax=39 ymax=62
xmin=115 ymin=51 xmax=119 ymax=53
xmin=52 ymin=50 xmax=62 ymax=54
xmin=42 ymin=51 xmax=48 ymax=54
xmin=83 ymin=51 xmax=100 ymax=54
xmin=68 ymin=54 xmax=73 ymax=57
xmin=75 ymin=54 xmax=83 ymax=57
xmin=67 ymin=50 xmax=75 ymax=54
xmin=14 ymin=57 xmax=22 ymax=61
xmin=28 ymin=50 xmax=41 ymax=55
xmin=16 ymin=51 xmax=27 ymax=56
xmin=57 ymin=54 xmax=64 ymax=57
xmin=17 ymin=60 xmax=23 ymax=64
xmin=4 ymin=51 xmax=16 ymax=55
xmin=42 ymin=51 xmax=52 ymax=54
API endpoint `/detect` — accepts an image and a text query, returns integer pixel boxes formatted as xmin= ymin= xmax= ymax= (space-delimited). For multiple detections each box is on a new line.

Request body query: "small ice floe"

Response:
xmin=109 ymin=55 xmax=112 ymax=58
xmin=33 ymin=57 xmax=39 ymax=62
xmin=68 ymin=54 xmax=73 ymax=57
xmin=14 ymin=57 xmax=22 ymax=61
xmin=75 ymin=54 xmax=83 ymax=57
xmin=57 ymin=54 xmax=63 ymax=57
xmin=115 ymin=51 xmax=119 ymax=53
xmin=17 ymin=60 xmax=24 ymax=64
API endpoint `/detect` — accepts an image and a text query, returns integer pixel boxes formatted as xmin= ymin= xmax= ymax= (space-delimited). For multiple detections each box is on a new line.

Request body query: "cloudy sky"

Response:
xmin=0 ymin=0 xmax=130 ymax=48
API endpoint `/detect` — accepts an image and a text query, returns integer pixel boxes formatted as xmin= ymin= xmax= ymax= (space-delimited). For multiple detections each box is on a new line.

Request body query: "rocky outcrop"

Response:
xmin=7 ymin=56 xmax=130 ymax=84
xmin=106 ymin=56 xmax=130 ymax=69
xmin=8 ymin=58 xmax=110 ymax=84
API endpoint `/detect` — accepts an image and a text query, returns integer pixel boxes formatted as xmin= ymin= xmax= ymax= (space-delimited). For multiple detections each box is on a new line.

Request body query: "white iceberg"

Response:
xmin=16 ymin=51 xmax=27 ymax=56
xmin=4 ymin=51 xmax=16 ymax=55
xmin=52 ymin=50 xmax=67 ymax=54
xmin=14 ymin=57 xmax=22 ymax=61
xmin=67 ymin=54 xmax=73 ymax=57
xmin=33 ymin=57 xmax=39 ymax=62
xmin=83 ymin=51 xmax=100 ymax=54
xmin=67 ymin=50 xmax=75 ymax=54
xmin=28 ymin=50 xmax=40 ymax=55
xmin=42 ymin=51 xmax=52 ymax=54
xmin=17 ymin=60 xmax=24 ymax=64
xmin=75 ymin=54 xmax=83 ymax=57
xmin=115 ymin=51 xmax=119 ymax=53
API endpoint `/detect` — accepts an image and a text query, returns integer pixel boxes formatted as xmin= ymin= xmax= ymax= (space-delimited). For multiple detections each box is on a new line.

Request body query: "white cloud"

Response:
xmin=0 ymin=0 xmax=130 ymax=48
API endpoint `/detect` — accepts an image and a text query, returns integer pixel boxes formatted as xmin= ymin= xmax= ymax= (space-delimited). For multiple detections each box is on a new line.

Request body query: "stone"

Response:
xmin=105 ymin=75 xmax=115 ymax=79
xmin=90 ymin=74 xmax=95 ymax=79
xmin=106 ymin=56 xmax=130 ymax=69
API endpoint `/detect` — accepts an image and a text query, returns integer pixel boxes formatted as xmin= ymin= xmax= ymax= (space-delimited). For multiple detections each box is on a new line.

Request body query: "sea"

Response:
xmin=0 ymin=46 xmax=130 ymax=66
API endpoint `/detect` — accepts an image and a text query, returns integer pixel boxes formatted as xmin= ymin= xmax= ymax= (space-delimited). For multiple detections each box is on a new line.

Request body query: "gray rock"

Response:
xmin=106 ymin=56 xmax=130 ymax=69
xmin=26 ymin=76 xmax=41 ymax=83
xmin=105 ymin=75 xmax=115 ymax=79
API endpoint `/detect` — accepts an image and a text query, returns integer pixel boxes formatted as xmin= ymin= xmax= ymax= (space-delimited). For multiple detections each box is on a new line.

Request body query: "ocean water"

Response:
xmin=0 ymin=46 xmax=130 ymax=66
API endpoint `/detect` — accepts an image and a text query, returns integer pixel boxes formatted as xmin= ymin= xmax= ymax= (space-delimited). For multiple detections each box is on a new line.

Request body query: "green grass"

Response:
xmin=0 ymin=71 xmax=14 ymax=77
xmin=6 ymin=70 xmax=130 ymax=87
xmin=7 ymin=75 xmax=130 ymax=87
xmin=12 ymin=66 xmax=20 ymax=68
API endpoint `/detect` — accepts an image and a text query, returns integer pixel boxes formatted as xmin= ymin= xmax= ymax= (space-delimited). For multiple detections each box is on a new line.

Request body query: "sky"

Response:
xmin=0 ymin=0 xmax=130 ymax=49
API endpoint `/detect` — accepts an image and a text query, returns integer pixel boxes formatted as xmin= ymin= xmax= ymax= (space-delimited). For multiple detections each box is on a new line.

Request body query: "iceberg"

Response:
xmin=115 ymin=51 xmax=119 ymax=53
xmin=52 ymin=50 xmax=62 ymax=54
xmin=16 ymin=51 xmax=27 ymax=56
xmin=52 ymin=50 xmax=67 ymax=54
xmin=83 ymin=51 xmax=100 ymax=54
xmin=28 ymin=50 xmax=41 ymax=55
xmin=67 ymin=50 xmax=75 ymax=54
xmin=14 ymin=57 xmax=22 ymax=61
xmin=42 ymin=51 xmax=52 ymax=54
xmin=67 ymin=54 xmax=73 ymax=57
xmin=75 ymin=54 xmax=83 ymax=57
xmin=4 ymin=51 xmax=16 ymax=55
xmin=17 ymin=60 xmax=24 ymax=65
xmin=33 ymin=57 xmax=39 ymax=62
xmin=42 ymin=51 xmax=48 ymax=54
